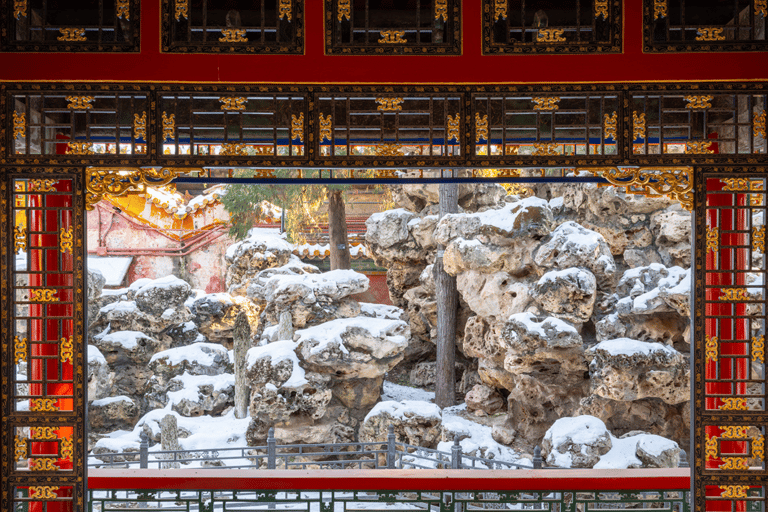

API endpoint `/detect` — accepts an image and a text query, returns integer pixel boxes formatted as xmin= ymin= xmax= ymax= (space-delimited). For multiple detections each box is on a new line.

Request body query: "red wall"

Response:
xmin=1 ymin=0 xmax=765 ymax=85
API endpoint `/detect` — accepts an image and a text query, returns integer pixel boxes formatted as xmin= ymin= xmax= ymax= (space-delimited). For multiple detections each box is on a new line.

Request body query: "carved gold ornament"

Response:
xmin=220 ymin=29 xmax=247 ymax=43
xmin=375 ymin=144 xmax=404 ymax=156
xmin=15 ymin=437 xmax=27 ymax=461
xmin=30 ymin=398 xmax=59 ymax=412
xmin=753 ymin=335 xmax=765 ymax=363
xmin=686 ymin=141 xmax=714 ymax=154
xmin=59 ymin=227 xmax=73 ymax=254
xmin=319 ymin=114 xmax=332 ymax=142
xmin=494 ymin=0 xmax=507 ymax=21
xmin=66 ymin=142 xmax=95 ymax=155
xmin=604 ymin=112 xmax=617 ymax=141
xmin=14 ymin=226 xmax=27 ymax=254
xmin=61 ymin=438 xmax=74 ymax=460
xmin=30 ymin=458 xmax=58 ymax=471
xmin=116 ymin=0 xmax=130 ymax=19
xmin=633 ymin=112 xmax=646 ymax=141
xmin=251 ymin=169 xmax=276 ymax=179
xmin=721 ymin=425 xmax=749 ymax=438
xmin=722 ymin=178 xmax=763 ymax=191
xmin=753 ymin=434 xmax=765 ymax=461
xmin=537 ymin=29 xmax=566 ymax=43
xmin=720 ymin=288 xmax=749 ymax=301
xmin=435 ymin=0 xmax=448 ymax=20
xmin=30 ymin=289 xmax=58 ymax=302
xmin=532 ymin=97 xmax=560 ymax=111
xmin=220 ymin=143 xmax=248 ymax=156
xmin=13 ymin=111 xmax=25 ymax=140
xmin=753 ymin=226 xmax=766 ymax=253
xmin=162 ymin=112 xmax=175 ymax=141
xmin=14 ymin=336 xmax=27 ymax=364
xmin=31 ymin=427 xmax=58 ymax=440
xmin=720 ymin=457 xmax=748 ymax=470
xmin=58 ymin=28 xmax=86 ymax=41
xmin=279 ymin=0 xmax=292 ymax=20
xmin=14 ymin=0 xmax=27 ymax=18
xmin=756 ymin=0 xmax=767 ymax=17
xmin=654 ymin=0 xmax=667 ymax=19
xmin=133 ymin=112 xmax=147 ymax=141
xmin=475 ymin=113 xmax=489 ymax=143
xmin=379 ymin=31 xmax=406 ymax=43
xmin=66 ymin=96 xmax=95 ymax=109
xmin=30 ymin=179 xmax=58 ymax=192
xmin=720 ymin=486 xmax=749 ymax=499
xmin=533 ymin=143 xmax=559 ymax=156
xmin=719 ymin=398 xmax=747 ymax=411
xmin=755 ymin=110 xmax=766 ymax=139
xmin=595 ymin=0 xmax=608 ymax=19
xmin=60 ymin=336 xmax=74 ymax=364
xmin=175 ymin=0 xmax=188 ymax=20
xmin=577 ymin=167 xmax=693 ymax=211
xmin=685 ymin=95 xmax=714 ymax=109
xmin=696 ymin=28 xmax=725 ymax=41
xmin=447 ymin=114 xmax=460 ymax=142
xmin=30 ymin=487 xmax=60 ymax=500
xmin=376 ymin=98 xmax=404 ymax=111
xmin=291 ymin=113 xmax=304 ymax=142
xmin=338 ymin=0 xmax=351 ymax=21
xmin=706 ymin=227 xmax=719 ymax=253
xmin=706 ymin=335 xmax=718 ymax=362
xmin=220 ymin=97 xmax=247 ymax=111
xmin=86 ymin=167 xmax=195 ymax=209
xmin=705 ymin=435 xmax=718 ymax=460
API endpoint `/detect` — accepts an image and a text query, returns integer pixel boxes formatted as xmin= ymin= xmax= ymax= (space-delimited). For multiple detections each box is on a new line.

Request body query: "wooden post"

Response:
xmin=328 ymin=189 xmax=351 ymax=270
xmin=435 ymin=180 xmax=459 ymax=408
xmin=233 ymin=311 xmax=251 ymax=419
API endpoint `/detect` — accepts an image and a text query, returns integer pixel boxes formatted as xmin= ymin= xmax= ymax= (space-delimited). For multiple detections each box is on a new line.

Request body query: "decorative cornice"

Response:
xmin=577 ymin=166 xmax=693 ymax=211
xmin=85 ymin=167 xmax=197 ymax=210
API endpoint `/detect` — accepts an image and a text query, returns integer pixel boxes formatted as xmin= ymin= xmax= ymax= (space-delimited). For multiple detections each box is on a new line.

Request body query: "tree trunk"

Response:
xmin=435 ymin=182 xmax=459 ymax=408
xmin=328 ymin=189 xmax=351 ymax=270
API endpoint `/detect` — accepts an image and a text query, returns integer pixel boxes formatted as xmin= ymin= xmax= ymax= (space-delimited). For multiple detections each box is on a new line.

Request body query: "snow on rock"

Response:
xmin=542 ymin=415 xmax=612 ymax=468
xmin=438 ymin=406 xmax=527 ymax=467
xmin=149 ymin=342 xmax=231 ymax=379
xmin=381 ymin=381 xmax=435 ymax=403
xmin=164 ymin=371 xmax=236 ymax=417
xmin=245 ymin=340 xmax=307 ymax=389
xmin=534 ymin=221 xmax=616 ymax=281
xmin=225 ymin=227 xmax=292 ymax=261
xmin=91 ymin=330 xmax=160 ymax=365
xmin=88 ymin=345 xmax=107 ymax=365
xmin=225 ymin=228 xmax=295 ymax=296
xmin=360 ymin=400 xmax=442 ymax=449
xmin=594 ymin=432 xmax=680 ymax=469
xmin=89 ymin=395 xmax=140 ymax=432
xmin=532 ymin=268 xmax=597 ymax=324
xmin=616 ymin=264 xmax=688 ymax=316
xmin=133 ymin=275 xmax=193 ymax=317
xmin=256 ymin=269 xmax=369 ymax=305
xmin=359 ymin=302 xmax=405 ymax=320
xmin=501 ymin=313 xmax=584 ymax=374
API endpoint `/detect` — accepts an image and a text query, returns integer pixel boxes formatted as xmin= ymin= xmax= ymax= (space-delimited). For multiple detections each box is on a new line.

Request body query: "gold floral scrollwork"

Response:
xmin=252 ymin=169 xmax=276 ymax=179
xmin=14 ymin=226 xmax=27 ymax=254
xmin=537 ymin=29 xmax=566 ymax=42
xmin=30 ymin=399 xmax=59 ymax=412
xmin=13 ymin=111 xmax=25 ymax=139
xmin=162 ymin=112 xmax=175 ymax=141
xmin=379 ymin=30 xmax=406 ymax=43
xmin=60 ymin=336 xmax=74 ymax=364
xmin=66 ymin=142 xmax=94 ymax=155
xmin=60 ymin=438 xmax=74 ymax=460
xmin=291 ymin=114 xmax=304 ymax=142
xmin=319 ymin=114 xmax=332 ymax=142
xmin=435 ymin=0 xmax=447 ymax=20
xmin=594 ymin=0 xmax=608 ymax=19
xmin=14 ymin=336 xmax=27 ymax=364
xmin=338 ymin=0 xmax=351 ymax=21
xmin=755 ymin=110 xmax=767 ymax=139
xmin=447 ymin=114 xmax=460 ymax=142
xmin=15 ymin=437 xmax=27 ymax=461
xmin=66 ymin=96 xmax=94 ymax=109
xmin=59 ymin=227 xmax=73 ymax=254
xmin=30 ymin=487 xmax=60 ymax=500
xmin=705 ymin=435 xmax=718 ymax=461
xmin=720 ymin=486 xmax=749 ymax=499
xmin=753 ymin=434 xmax=765 ymax=461
xmin=375 ymin=144 xmax=404 ymax=156
xmin=720 ymin=458 xmax=749 ymax=470
xmin=706 ymin=227 xmax=719 ymax=253
xmin=30 ymin=289 xmax=58 ymax=302
xmin=220 ymin=143 xmax=248 ymax=156
xmin=494 ymin=0 xmax=508 ymax=20
xmin=279 ymin=0 xmax=292 ymax=20
xmin=220 ymin=29 xmax=247 ymax=42
xmin=533 ymin=143 xmax=559 ymax=156
xmin=706 ymin=335 xmax=718 ymax=362
xmin=376 ymin=98 xmax=404 ymax=111
xmin=133 ymin=112 xmax=147 ymax=141
xmin=14 ymin=0 xmax=27 ymax=18
xmin=654 ymin=0 xmax=667 ymax=19
xmin=696 ymin=28 xmax=725 ymax=41
xmin=756 ymin=0 xmax=767 ymax=17
xmin=604 ymin=112 xmax=617 ymax=141
xmin=720 ymin=288 xmax=749 ymax=301
xmin=753 ymin=335 xmax=765 ymax=363
xmin=686 ymin=141 xmax=714 ymax=154
xmin=116 ymin=0 xmax=130 ymax=19
xmin=723 ymin=178 xmax=752 ymax=191
xmin=719 ymin=398 xmax=747 ymax=411
xmin=30 ymin=458 xmax=58 ymax=471
xmin=85 ymin=167 xmax=194 ymax=210
xmin=532 ymin=97 xmax=560 ymax=111
xmin=31 ymin=427 xmax=58 ymax=440
xmin=220 ymin=97 xmax=247 ymax=111
xmin=58 ymin=28 xmax=86 ymax=41
xmin=475 ymin=113 xmax=489 ymax=143
xmin=685 ymin=95 xmax=714 ymax=109
xmin=30 ymin=179 xmax=57 ymax=192
xmin=175 ymin=0 xmax=188 ymax=20
xmin=721 ymin=425 xmax=749 ymax=438
xmin=753 ymin=226 xmax=766 ymax=253
xmin=633 ymin=112 xmax=646 ymax=141
xmin=578 ymin=167 xmax=693 ymax=211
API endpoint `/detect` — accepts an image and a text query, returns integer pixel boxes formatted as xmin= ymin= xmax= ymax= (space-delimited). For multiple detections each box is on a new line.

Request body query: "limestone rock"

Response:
xmin=534 ymin=221 xmax=616 ymax=285
xmin=409 ymin=361 xmax=437 ymax=387
xmin=88 ymin=396 xmax=140 ymax=433
xmin=365 ymin=209 xmax=425 ymax=266
xmin=456 ymin=271 xmax=532 ymax=321
xmin=92 ymin=330 xmax=160 ymax=367
xmin=225 ymin=228 xmax=294 ymax=296
xmin=134 ymin=276 xmax=192 ymax=317
xmin=465 ymin=384 xmax=505 ymax=416
xmin=87 ymin=345 xmax=115 ymax=401
xmin=191 ymin=293 xmax=245 ymax=345
xmin=502 ymin=313 xmax=585 ymax=374
xmin=386 ymin=263 xmax=426 ymax=309
xmin=635 ymin=434 xmax=680 ymax=468
xmin=651 ymin=208 xmax=692 ymax=267
xmin=542 ymin=415 xmax=612 ymax=468
xmin=359 ymin=400 xmax=442 ymax=448
xmin=149 ymin=342 xmax=232 ymax=380
xmin=531 ymin=268 xmax=597 ymax=324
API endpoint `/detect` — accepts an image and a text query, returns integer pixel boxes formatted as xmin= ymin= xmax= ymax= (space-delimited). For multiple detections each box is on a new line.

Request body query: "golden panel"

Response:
xmin=720 ymin=288 xmax=749 ymax=301
xmin=532 ymin=97 xmax=560 ymax=111
xmin=756 ymin=0 xmax=767 ymax=17
xmin=533 ymin=143 xmax=559 ymax=156
xmin=61 ymin=438 xmax=74 ymax=461
xmin=116 ymin=0 xmax=130 ymax=19
xmin=604 ymin=112 xmax=617 ymax=141
xmin=753 ymin=226 xmax=766 ymax=253
xmin=722 ymin=178 xmax=763 ymax=191
xmin=30 ymin=399 xmax=59 ymax=412
xmin=686 ymin=141 xmax=715 ymax=154
xmin=595 ymin=0 xmax=608 ymax=18
xmin=319 ymin=114 xmax=332 ymax=142
xmin=706 ymin=227 xmax=719 ymax=253
xmin=60 ymin=336 xmax=74 ymax=364
xmin=578 ymin=167 xmax=693 ymax=211
xmin=751 ymin=194 xmax=764 ymax=207
xmin=633 ymin=112 xmax=646 ymax=141
xmin=685 ymin=95 xmax=714 ymax=109
xmin=375 ymin=144 xmax=404 ymax=156
xmin=59 ymin=227 xmax=73 ymax=254
xmin=220 ymin=29 xmax=247 ymax=42
xmin=30 ymin=289 xmax=58 ymax=302
xmin=721 ymin=426 xmax=749 ymax=438
xmin=31 ymin=427 xmax=58 ymax=440
xmin=29 ymin=487 xmax=60 ymax=500
xmin=753 ymin=335 xmax=765 ymax=363
xmin=30 ymin=179 xmax=58 ymax=192
xmin=705 ymin=435 xmax=718 ymax=461
xmin=435 ymin=0 xmax=447 ymax=20
xmin=15 ymin=437 xmax=27 ymax=461
xmin=537 ymin=29 xmax=566 ymax=43
xmin=86 ymin=167 xmax=196 ymax=209
xmin=706 ymin=335 xmax=718 ymax=362
xmin=719 ymin=398 xmax=747 ymax=411
xmin=654 ymin=0 xmax=667 ymax=19
xmin=175 ymin=0 xmax=188 ymax=20
xmin=755 ymin=110 xmax=767 ymax=139
xmin=475 ymin=113 xmax=489 ymax=143
xmin=14 ymin=0 xmax=27 ymax=18
xmin=220 ymin=143 xmax=248 ymax=156
xmin=447 ymin=114 xmax=460 ymax=142
xmin=374 ymin=169 xmax=400 ymax=178
xmin=67 ymin=142 xmax=95 ymax=155
xmin=279 ymin=0 xmax=292 ymax=20
xmin=220 ymin=97 xmax=247 ymax=111
xmin=14 ymin=226 xmax=27 ymax=255
xmin=66 ymin=95 xmax=94 ymax=109
xmin=338 ymin=0 xmax=351 ymax=21
xmin=753 ymin=434 xmax=765 ymax=461
xmin=376 ymin=98 xmax=404 ymax=111
xmin=133 ymin=112 xmax=147 ymax=141
xmin=696 ymin=28 xmax=726 ymax=41
xmin=29 ymin=458 xmax=58 ymax=471
xmin=379 ymin=31 xmax=407 ymax=43
xmin=494 ymin=0 xmax=507 ymax=21
xmin=720 ymin=486 xmax=749 ymax=499
xmin=291 ymin=113 xmax=304 ymax=142
xmin=14 ymin=336 xmax=27 ymax=364
xmin=162 ymin=112 xmax=176 ymax=141
xmin=13 ymin=111 xmax=25 ymax=140
xmin=58 ymin=28 xmax=86 ymax=41
xmin=720 ymin=457 xmax=748 ymax=470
